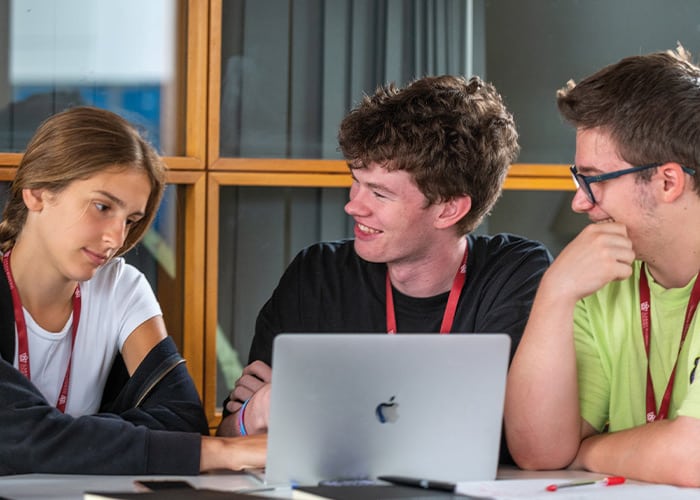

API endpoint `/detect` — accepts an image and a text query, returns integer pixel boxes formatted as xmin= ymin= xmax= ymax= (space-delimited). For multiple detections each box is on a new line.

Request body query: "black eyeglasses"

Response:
xmin=570 ymin=163 xmax=696 ymax=204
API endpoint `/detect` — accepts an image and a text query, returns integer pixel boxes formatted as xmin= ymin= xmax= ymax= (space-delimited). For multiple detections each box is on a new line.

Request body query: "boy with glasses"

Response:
xmin=505 ymin=45 xmax=700 ymax=486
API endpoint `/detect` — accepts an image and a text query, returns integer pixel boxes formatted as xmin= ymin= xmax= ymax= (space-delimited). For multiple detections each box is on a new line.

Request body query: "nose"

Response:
xmin=104 ymin=217 xmax=128 ymax=248
xmin=344 ymin=183 xmax=369 ymax=217
xmin=571 ymin=187 xmax=594 ymax=214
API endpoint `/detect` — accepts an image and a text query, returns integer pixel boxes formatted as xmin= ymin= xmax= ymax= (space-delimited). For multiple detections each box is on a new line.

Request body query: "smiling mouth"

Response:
xmin=357 ymin=222 xmax=382 ymax=234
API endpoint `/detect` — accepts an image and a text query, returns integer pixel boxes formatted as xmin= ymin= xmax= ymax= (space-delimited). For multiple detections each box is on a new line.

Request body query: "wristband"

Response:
xmin=238 ymin=398 xmax=250 ymax=436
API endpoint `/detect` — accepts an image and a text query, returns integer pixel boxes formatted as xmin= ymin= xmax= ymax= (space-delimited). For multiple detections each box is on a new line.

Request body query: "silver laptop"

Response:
xmin=264 ymin=333 xmax=511 ymax=486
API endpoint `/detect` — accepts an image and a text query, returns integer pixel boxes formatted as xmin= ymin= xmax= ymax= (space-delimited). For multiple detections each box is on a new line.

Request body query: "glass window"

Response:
xmin=219 ymin=0 xmax=473 ymax=159
xmin=483 ymin=0 xmax=700 ymax=163
xmin=1 ymin=0 xmax=184 ymax=155
xmin=216 ymin=185 xmax=352 ymax=403
xmin=213 ymin=0 xmax=700 ymax=411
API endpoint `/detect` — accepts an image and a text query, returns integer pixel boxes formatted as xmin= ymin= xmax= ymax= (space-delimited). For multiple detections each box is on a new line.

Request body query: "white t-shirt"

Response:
xmin=12 ymin=257 xmax=162 ymax=416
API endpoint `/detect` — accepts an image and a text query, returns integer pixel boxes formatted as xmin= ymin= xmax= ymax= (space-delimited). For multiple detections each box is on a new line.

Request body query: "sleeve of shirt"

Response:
xmin=248 ymin=250 xmax=307 ymax=366
xmin=469 ymin=236 xmax=553 ymax=359
xmin=574 ymin=297 xmax=611 ymax=431
xmin=0 ymin=356 xmax=201 ymax=475
xmin=112 ymin=262 xmax=163 ymax=349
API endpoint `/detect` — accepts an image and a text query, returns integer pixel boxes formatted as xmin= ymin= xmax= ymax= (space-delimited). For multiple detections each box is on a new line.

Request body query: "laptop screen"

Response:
xmin=264 ymin=333 xmax=510 ymax=486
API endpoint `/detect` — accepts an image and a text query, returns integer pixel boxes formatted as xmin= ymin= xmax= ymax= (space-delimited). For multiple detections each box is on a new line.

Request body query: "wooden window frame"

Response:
xmin=0 ymin=0 xmax=576 ymax=430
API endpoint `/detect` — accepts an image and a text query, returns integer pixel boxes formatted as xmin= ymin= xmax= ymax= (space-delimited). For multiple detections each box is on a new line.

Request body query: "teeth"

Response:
xmin=357 ymin=223 xmax=381 ymax=234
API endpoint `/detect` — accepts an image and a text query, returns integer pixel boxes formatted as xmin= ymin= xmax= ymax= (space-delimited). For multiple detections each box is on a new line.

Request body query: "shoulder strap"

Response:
xmin=0 ymin=266 xmax=15 ymax=363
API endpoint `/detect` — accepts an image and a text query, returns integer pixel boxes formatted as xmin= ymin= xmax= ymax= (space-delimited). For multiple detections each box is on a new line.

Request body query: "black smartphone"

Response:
xmin=133 ymin=480 xmax=195 ymax=492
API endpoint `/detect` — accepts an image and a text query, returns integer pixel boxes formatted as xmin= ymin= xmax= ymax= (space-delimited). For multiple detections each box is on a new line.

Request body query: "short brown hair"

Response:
xmin=338 ymin=75 xmax=519 ymax=234
xmin=0 ymin=106 xmax=166 ymax=255
xmin=557 ymin=44 xmax=700 ymax=194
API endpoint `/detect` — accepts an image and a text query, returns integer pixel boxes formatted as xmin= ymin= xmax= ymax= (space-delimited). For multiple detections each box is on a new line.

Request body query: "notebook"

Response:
xmin=264 ymin=333 xmax=511 ymax=486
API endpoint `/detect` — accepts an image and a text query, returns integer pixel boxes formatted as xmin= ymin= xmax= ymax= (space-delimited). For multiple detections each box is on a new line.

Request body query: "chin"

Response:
xmin=71 ymin=267 xmax=99 ymax=282
xmin=353 ymin=241 xmax=385 ymax=264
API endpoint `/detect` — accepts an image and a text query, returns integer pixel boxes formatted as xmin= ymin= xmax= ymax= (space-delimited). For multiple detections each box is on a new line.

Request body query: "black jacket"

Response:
xmin=0 ymin=269 xmax=209 ymax=475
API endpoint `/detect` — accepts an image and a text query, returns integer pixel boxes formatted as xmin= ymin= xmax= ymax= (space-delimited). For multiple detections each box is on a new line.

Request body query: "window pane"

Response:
xmin=484 ymin=0 xmax=700 ymax=164
xmin=484 ymin=190 xmax=587 ymax=256
xmin=216 ymin=185 xmax=352 ymax=404
xmin=219 ymin=0 xmax=473 ymax=158
xmin=0 ymin=0 xmax=185 ymax=155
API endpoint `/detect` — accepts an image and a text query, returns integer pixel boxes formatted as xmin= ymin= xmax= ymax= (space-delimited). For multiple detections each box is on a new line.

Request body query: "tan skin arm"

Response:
xmin=504 ymin=222 xmax=635 ymax=469
xmin=217 ymin=361 xmax=272 ymax=436
xmin=200 ymin=434 xmax=267 ymax=472
xmin=120 ymin=315 xmax=168 ymax=376
xmin=572 ymin=416 xmax=700 ymax=487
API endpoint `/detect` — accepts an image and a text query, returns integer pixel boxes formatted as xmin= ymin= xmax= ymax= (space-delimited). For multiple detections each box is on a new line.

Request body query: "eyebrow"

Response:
xmin=94 ymin=190 xmax=146 ymax=217
xmin=574 ymin=165 xmax=602 ymax=175
xmin=367 ymin=181 xmax=396 ymax=195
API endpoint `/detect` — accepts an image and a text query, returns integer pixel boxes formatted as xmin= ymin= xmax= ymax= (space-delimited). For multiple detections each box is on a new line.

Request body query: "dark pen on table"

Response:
xmin=377 ymin=475 xmax=456 ymax=492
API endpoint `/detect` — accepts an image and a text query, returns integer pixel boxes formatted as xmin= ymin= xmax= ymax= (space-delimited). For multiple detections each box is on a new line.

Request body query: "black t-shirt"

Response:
xmin=240 ymin=233 xmax=551 ymax=465
xmin=249 ymin=233 xmax=552 ymax=365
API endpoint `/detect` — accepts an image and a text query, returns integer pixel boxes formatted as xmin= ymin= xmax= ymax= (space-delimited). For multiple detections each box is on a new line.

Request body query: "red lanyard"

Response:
xmin=385 ymin=244 xmax=468 ymax=334
xmin=640 ymin=263 xmax=700 ymax=423
xmin=2 ymin=250 xmax=81 ymax=413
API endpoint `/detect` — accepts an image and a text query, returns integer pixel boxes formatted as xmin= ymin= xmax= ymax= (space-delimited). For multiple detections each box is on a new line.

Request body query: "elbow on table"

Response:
xmin=508 ymin=442 xmax=578 ymax=471
xmin=511 ymin=454 xmax=574 ymax=472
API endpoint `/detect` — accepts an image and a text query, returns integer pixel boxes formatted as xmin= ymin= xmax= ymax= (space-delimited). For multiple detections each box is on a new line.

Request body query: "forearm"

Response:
xmin=574 ymin=416 xmax=700 ymax=487
xmin=504 ymin=276 xmax=582 ymax=469
xmin=200 ymin=434 xmax=267 ymax=472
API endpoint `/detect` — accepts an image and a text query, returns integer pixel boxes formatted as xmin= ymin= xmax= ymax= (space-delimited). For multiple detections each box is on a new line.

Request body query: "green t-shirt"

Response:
xmin=574 ymin=260 xmax=700 ymax=432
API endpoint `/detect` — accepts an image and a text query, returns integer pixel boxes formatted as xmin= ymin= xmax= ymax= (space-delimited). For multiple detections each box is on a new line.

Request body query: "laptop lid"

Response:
xmin=264 ymin=333 xmax=510 ymax=486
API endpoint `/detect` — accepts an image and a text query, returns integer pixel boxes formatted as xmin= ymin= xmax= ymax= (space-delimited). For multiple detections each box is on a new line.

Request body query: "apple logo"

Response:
xmin=375 ymin=396 xmax=399 ymax=423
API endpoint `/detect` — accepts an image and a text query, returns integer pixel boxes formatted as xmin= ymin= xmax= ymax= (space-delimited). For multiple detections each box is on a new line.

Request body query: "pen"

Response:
xmin=377 ymin=475 xmax=456 ymax=493
xmin=545 ymin=476 xmax=625 ymax=492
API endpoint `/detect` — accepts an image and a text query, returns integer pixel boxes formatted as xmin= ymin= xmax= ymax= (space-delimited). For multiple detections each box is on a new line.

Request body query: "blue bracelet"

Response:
xmin=238 ymin=398 xmax=250 ymax=436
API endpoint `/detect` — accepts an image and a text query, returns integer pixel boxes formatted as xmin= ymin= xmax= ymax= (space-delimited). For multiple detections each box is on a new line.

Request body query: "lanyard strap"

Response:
xmin=640 ymin=263 xmax=700 ymax=423
xmin=385 ymin=244 xmax=468 ymax=334
xmin=2 ymin=250 xmax=81 ymax=413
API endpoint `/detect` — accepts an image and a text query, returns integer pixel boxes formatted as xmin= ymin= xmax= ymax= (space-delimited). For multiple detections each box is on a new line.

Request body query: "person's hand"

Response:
xmin=238 ymin=382 xmax=271 ymax=435
xmin=217 ymin=361 xmax=272 ymax=436
xmin=200 ymin=434 xmax=267 ymax=472
xmin=544 ymin=221 xmax=635 ymax=303
xmin=227 ymin=360 xmax=272 ymax=412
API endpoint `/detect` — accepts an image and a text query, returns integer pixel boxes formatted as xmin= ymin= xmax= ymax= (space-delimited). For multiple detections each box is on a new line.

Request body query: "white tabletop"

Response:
xmin=1 ymin=467 xmax=699 ymax=500
xmin=0 ymin=471 xmax=270 ymax=500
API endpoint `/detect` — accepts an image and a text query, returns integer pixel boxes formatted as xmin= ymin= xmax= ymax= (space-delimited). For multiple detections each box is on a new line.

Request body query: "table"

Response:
xmin=0 ymin=471 xmax=273 ymax=500
xmin=1 ymin=467 xmax=698 ymax=500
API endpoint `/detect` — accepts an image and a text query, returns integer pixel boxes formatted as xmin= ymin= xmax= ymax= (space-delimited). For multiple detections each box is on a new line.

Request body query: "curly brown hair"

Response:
xmin=0 ymin=106 xmax=166 ymax=255
xmin=338 ymin=75 xmax=519 ymax=234
xmin=557 ymin=44 xmax=700 ymax=195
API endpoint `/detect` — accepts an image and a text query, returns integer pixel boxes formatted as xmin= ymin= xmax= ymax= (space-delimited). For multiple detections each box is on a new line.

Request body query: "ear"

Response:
xmin=657 ymin=162 xmax=688 ymax=203
xmin=22 ymin=188 xmax=46 ymax=212
xmin=434 ymin=195 xmax=472 ymax=229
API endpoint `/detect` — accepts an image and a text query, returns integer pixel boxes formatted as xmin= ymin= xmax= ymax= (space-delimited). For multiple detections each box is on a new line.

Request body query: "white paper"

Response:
xmin=456 ymin=478 xmax=700 ymax=499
